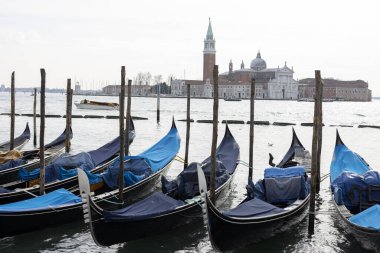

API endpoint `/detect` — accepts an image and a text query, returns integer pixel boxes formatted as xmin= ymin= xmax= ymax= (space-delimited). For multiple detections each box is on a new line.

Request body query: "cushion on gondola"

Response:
xmin=0 ymin=159 xmax=26 ymax=171
xmin=223 ymin=197 xmax=284 ymax=218
xmin=0 ymin=187 xmax=11 ymax=193
xmin=103 ymin=192 xmax=185 ymax=222
xmin=349 ymin=204 xmax=380 ymax=230
xmin=162 ymin=161 xmax=229 ymax=200
xmin=264 ymin=166 xmax=305 ymax=178
xmin=0 ymin=188 xmax=81 ymax=213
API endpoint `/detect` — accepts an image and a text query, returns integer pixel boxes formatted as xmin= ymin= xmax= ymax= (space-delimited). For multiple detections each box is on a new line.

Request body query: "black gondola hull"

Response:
xmin=0 ymin=204 xmax=82 ymax=238
xmin=89 ymin=171 xmax=235 ymax=246
xmin=206 ymin=195 xmax=310 ymax=251
xmin=332 ymin=195 xmax=380 ymax=250
xmin=0 ymin=162 xmax=172 ymax=238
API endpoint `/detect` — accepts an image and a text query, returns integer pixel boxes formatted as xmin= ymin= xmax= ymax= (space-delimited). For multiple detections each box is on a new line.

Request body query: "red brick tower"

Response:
xmin=203 ymin=18 xmax=216 ymax=83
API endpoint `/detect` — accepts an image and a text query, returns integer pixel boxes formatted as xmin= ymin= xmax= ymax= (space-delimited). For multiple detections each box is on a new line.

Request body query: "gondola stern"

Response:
xmin=171 ymin=116 xmax=177 ymax=129
xmin=335 ymin=129 xmax=345 ymax=147
xmin=292 ymin=128 xmax=305 ymax=149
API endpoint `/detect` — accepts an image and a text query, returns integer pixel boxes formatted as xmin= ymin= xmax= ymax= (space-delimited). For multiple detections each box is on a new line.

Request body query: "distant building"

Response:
xmin=171 ymin=19 xmax=299 ymax=99
xmin=75 ymin=83 xmax=81 ymax=92
xmin=0 ymin=84 xmax=5 ymax=92
xmin=298 ymin=78 xmax=372 ymax=101
xmin=102 ymin=84 xmax=152 ymax=96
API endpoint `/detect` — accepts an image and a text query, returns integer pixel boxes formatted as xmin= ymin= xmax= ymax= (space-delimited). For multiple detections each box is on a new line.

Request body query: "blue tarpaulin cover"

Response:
xmin=330 ymin=144 xmax=370 ymax=183
xmin=97 ymin=125 xmax=180 ymax=189
xmin=223 ymin=197 xmax=284 ymax=218
xmin=103 ymin=192 xmax=184 ymax=222
xmin=19 ymin=152 xmax=96 ymax=182
xmin=0 ymin=159 xmax=27 ymax=171
xmin=349 ymin=204 xmax=380 ymax=230
xmin=0 ymin=188 xmax=81 ymax=213
xmin=332 ymin=171 xmax=380 ymax=213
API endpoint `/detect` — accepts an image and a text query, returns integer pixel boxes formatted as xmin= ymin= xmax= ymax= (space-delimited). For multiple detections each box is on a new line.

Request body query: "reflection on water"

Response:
xmin=0 ymin=93 xmax=380 ymax=252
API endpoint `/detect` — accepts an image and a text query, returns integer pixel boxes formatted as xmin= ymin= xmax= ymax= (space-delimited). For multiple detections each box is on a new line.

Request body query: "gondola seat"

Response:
xmin=254 ymin=166 xmax=309 ymax=205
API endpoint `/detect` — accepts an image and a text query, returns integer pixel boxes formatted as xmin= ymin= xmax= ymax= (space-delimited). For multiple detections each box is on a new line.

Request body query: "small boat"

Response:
xmin=0 ymin=121 xmax=179 ymax=238
xmin=78 ymin=124 xmax=239 ymax=246
xmin=0 ymin=119 xmax=135 ymax=205
xmin=0 ymin=128 xmax=72 ymax=186
xmin=74 ymin=99 xmax=119 ymax=110
xmin=0 ymin=123 xmax=31 ymax=152
xmin=224 ymin=97 xmax=242 ymax=101
xmin=197 ymin=129 xmax=311 ymax=251
xmin=330 ymin=131 xmax=380 ymax=250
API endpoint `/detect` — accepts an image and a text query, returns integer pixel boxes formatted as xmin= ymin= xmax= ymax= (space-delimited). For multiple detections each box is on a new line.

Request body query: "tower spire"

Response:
xmin=206 ymin=18 xmax=214 ymax=40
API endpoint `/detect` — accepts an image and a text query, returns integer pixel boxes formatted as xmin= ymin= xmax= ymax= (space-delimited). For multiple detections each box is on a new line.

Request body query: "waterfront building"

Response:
xmin=298 ymin=78 xmax=372 ymax=101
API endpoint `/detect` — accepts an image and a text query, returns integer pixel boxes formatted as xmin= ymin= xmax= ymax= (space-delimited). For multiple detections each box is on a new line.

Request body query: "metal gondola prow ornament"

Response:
xmin=196 ymin=163 xmax=209 ymax=227
xmin=78 ymin=169 xmax=91 ymax=224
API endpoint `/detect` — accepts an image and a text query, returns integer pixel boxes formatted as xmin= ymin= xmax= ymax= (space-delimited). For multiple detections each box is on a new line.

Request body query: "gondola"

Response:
xmin=0 ymin=120 xmax=179 ymax=238
xmin=0 ymin=127 xmax=72 ymax=186
xmin=197 ymin=129 xmax=311 ymax=251
xmin=0 ymin=119 xmax=135 ymax=204
xmin=330 ymin=130 xmax=380 ymax=250
xmin=0 ymin=123 xmax=31 ymax=152
xmin=78 ymin=124 xmax=240 ymax=246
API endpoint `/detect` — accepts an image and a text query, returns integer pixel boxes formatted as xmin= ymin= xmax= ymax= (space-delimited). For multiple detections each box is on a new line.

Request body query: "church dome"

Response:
xmin=250 ymin=51 xmax=267 ymax=71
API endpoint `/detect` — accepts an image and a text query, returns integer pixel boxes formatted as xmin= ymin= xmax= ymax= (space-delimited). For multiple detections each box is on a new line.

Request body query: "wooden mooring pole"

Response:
xmin=118 ymin=66 xmax=126 ymax=201
xmin=308 ymin=70 xmax=323 ymax=235
xmin=184 ymin=83 xmax=191 ymax=170
xmin=210 ymin=65 xmax=219 ymax=204
xmin=39 ymin=69 xmax=46 ymax=195
xmin=125 ymin=79 xmax=131 ymax=156
xmin=10 ymin=72 xmax=15 ymax=150
xmin=248 ymin=78 xmax=256 ymax=181
xmin=157 ymin=82 xmax=160 ymax=124
xmin=65 ymin=79 xmax=72 ymax=153
xmin=316 ymin=75 xmax=323 ymax=193
xmin=33 ymin=88 xmax=37 ymax=147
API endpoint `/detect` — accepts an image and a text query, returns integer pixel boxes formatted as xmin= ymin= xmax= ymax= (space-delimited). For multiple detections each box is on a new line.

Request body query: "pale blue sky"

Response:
xmin=0 ymin=0 xmax=379 ymax=94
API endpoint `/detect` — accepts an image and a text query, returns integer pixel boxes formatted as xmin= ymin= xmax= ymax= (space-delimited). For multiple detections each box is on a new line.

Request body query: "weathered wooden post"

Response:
xmin=125 ymin=79 xmax=132 ymax=156
xmin=184 ymin=83 xmax=191 ymax=170
xmin=308 ymin=70 xmax=322 ymax=235
xmin=65 ymin=79 xmax=72 ymax=153
xmin=39 ymin=69 xmax=46 ymax=195
xmin=316 ymin=74 xmax=323 ymax=193
xmin=157 ymin=82 xmax=160 ymax=124
xmin=33 ymin=88 xmax=37 ymax=147
xmin=248 ymin=78 xmax=256 ymax=181
xmin=118 ymin=66 xmax=126 ymax=201
xmin=210 ymin=65 xmax=219 ymax=204
xmin=10 ymin=72 xmax=15 ymax=150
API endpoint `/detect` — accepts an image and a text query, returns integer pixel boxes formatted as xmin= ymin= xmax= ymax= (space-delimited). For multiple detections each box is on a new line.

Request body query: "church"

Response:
xmin=170 ymin=19 xmax=299 ymax=99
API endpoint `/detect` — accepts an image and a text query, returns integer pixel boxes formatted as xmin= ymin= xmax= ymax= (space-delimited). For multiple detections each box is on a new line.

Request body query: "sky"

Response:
xmin=0 ymin=0 xmax=379 ymax=94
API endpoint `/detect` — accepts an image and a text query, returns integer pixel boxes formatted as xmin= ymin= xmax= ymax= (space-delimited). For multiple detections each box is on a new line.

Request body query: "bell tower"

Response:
xmin=203 ymin=18 xmax=216 ymax=83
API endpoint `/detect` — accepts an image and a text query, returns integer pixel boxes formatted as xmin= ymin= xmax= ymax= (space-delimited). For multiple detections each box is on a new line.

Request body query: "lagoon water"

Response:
xmin=0 ymin=92 xmax=379 ymax=252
